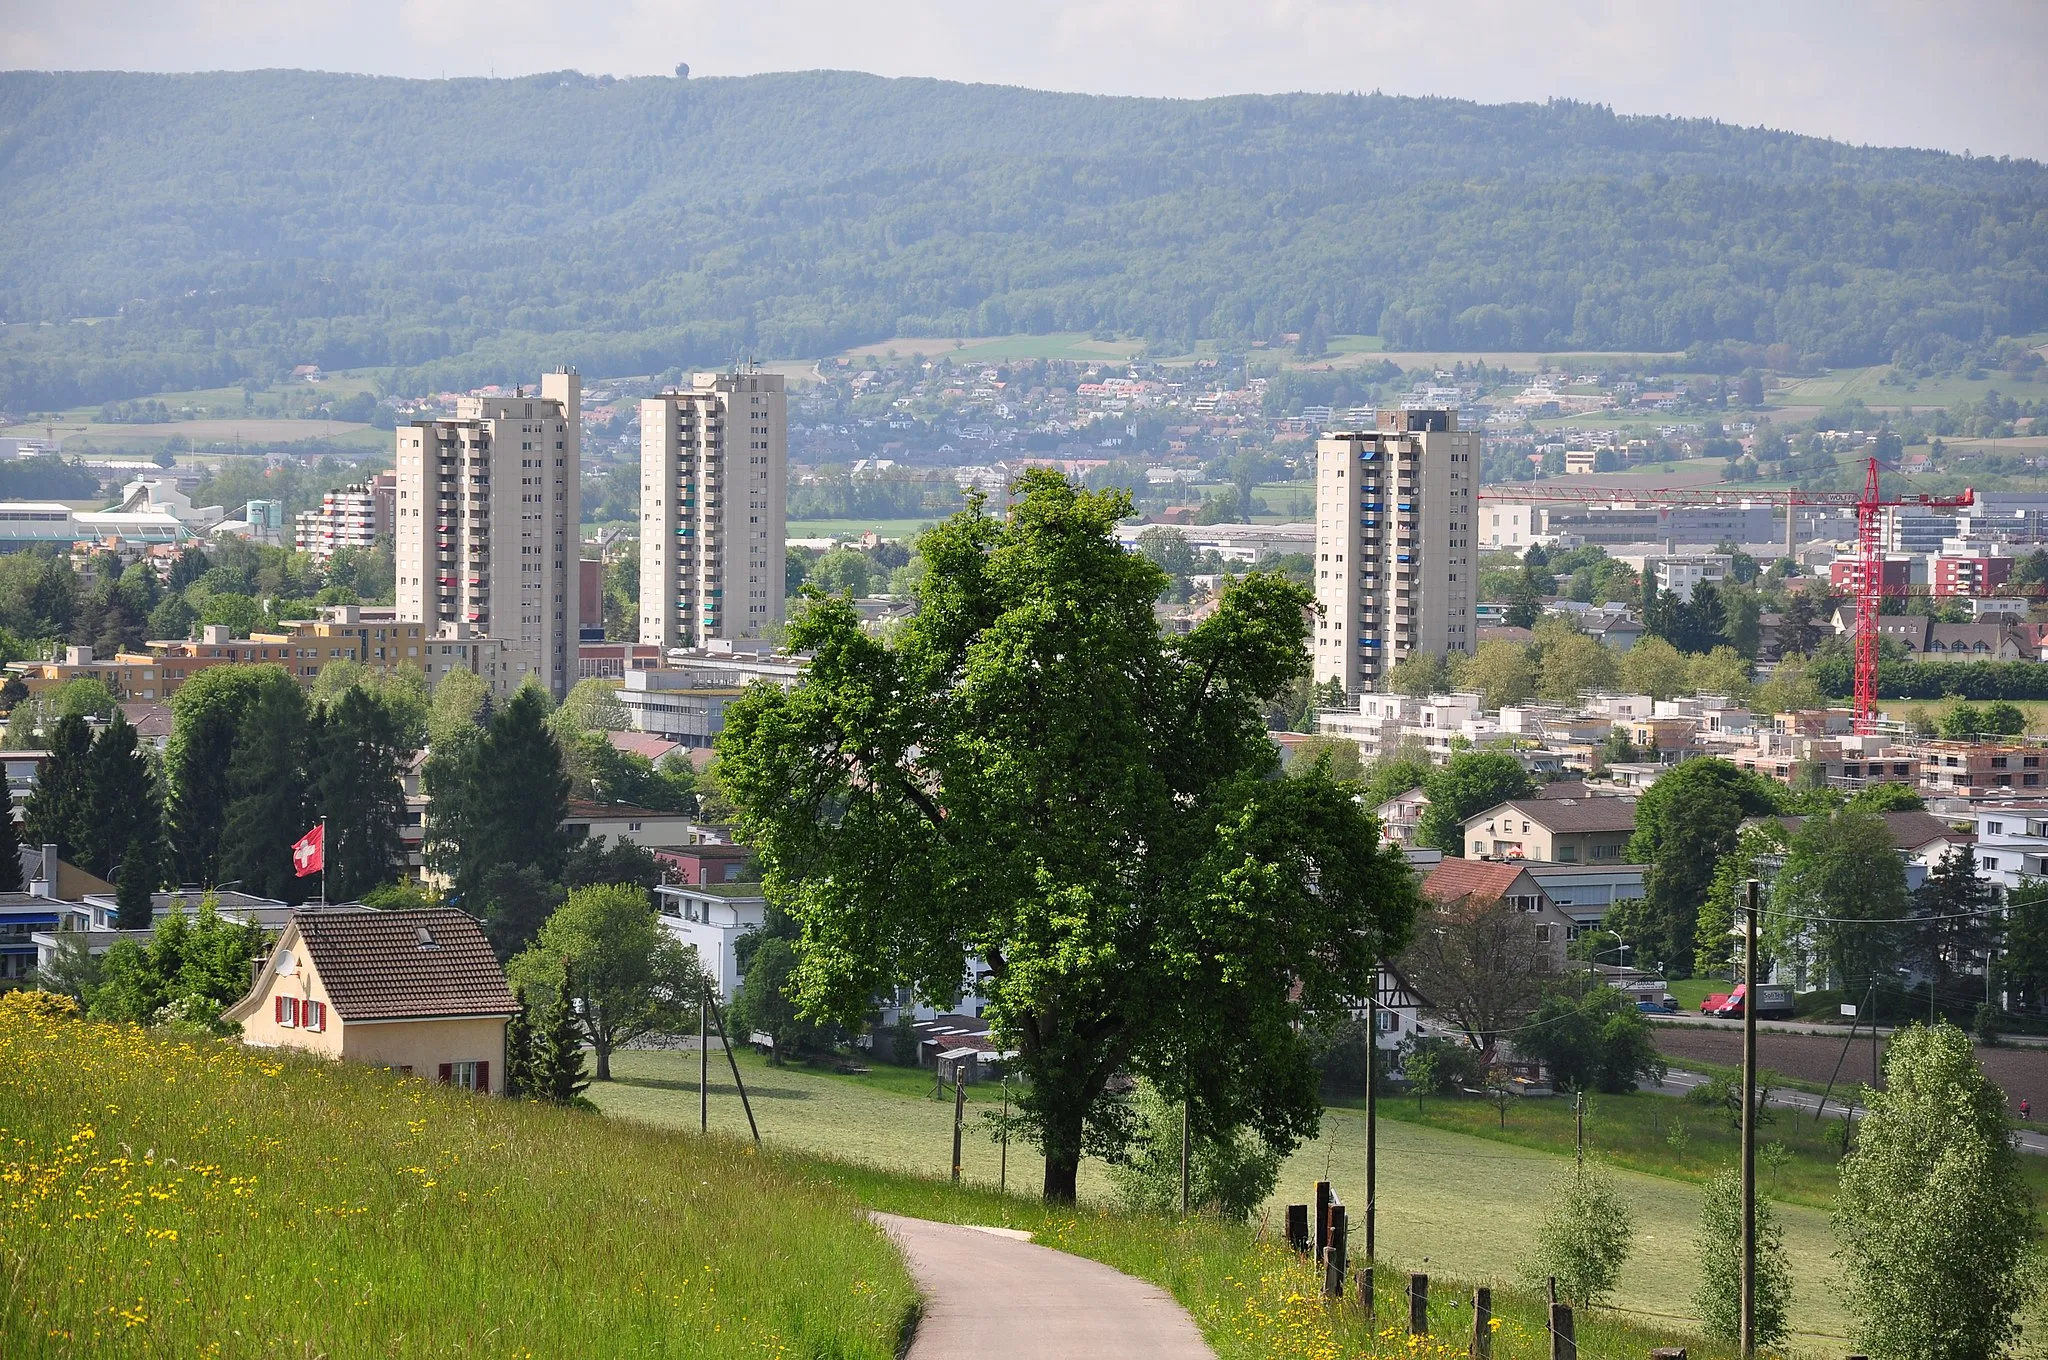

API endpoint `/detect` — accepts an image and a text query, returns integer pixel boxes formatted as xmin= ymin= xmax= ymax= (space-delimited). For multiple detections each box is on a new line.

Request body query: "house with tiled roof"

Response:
xmin=224 ymin=907 xmax=516 ymax=1094
xmin=1461 ymin=797 xmax=1638 ymax=864
xmin=1419 ymin=857 xmax=1577 ymax=966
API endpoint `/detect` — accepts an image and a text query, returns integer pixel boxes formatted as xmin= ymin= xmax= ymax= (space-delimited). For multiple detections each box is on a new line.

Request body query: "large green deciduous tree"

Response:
xmin=1834 ymin=1023 xmax=2034 ymax=1360
xmin=218 ymin=679 xmax=314 ymax=905
xmin=1415 ymin=750 xmax=1537 ymax=856
xmin=1625 ymin=758 xmax=1782 ymax=976
xmin=716 ymin=473 xmax=1420 ymax=1202
xmin=1771 ymin=806 xmax=1910 ymax=990
xmin=166 ymin=664 xmax=299 ymax=886
xmin=315 ymin=687 xmax=409 ymax=901
xmin=507 ymin=884 xmax=700 ymax=1082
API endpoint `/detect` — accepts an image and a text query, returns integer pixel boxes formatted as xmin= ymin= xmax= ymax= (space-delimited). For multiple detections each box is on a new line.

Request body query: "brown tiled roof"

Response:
xmin=1489 ymin=797 xmax=1639 ymax=835
xmin=1764 ymin=810 xmax=1970 ymax=852
xmin=1422 ymin=858 xmax=1543 ymax=905
xmin=292 ymin=907 xmax=516 ymax=1022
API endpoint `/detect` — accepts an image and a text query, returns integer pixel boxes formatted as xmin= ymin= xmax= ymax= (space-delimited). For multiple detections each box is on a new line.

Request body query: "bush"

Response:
xmin=1105 ymin=1081 xmax=1280 ymax=1223
xmin=0 ymin=988 xmax=79 ymax=1023
xmin=1519 ymin=984 xmax=1668 ymax=1093
xmin=1693 ymin=1167 xmax=1791 ymax=1346
xmin=1520 ymin=1163 xmax=1635 ymax=1309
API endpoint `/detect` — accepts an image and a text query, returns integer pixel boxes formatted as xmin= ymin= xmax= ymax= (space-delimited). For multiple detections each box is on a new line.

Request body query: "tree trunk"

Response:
xmin=1042 ymin=1149 xmax=1080 ymax=1203
xmin=595 ymin=1036 xmax=612 ymax=1081
xmin=1041 ymin=1107 xmax=1084 ymax=1203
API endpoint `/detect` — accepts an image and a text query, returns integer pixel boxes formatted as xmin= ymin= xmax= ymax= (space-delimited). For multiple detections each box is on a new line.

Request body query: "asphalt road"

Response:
xmin=874 ymin=1212 xmax=1214 ymax=1359
xmin=1653 ymin=1068 xmax=2048 ymax=1156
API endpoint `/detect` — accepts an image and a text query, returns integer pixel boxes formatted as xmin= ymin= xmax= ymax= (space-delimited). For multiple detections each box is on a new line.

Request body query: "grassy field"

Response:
xmin=0 ymin=997 xmax=917 ymax=1358
xmin=832 ymin=333 xmax=1148 ymax=365
xmin=594 ymin=1047 xmax=1857 ymax=1346
xmin=4 ymin=373 xmax=385 ymax=451
xmin=1774 ymin=364 xmax=2039 ymax=414
xmin=788 ymin=518 xmax=941 ymax=542
xmin=1878 ymin=695 xmax=2048 ymax=734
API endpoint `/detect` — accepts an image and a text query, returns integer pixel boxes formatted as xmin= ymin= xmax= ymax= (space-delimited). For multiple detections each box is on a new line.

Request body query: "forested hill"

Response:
xmin=2 ymin=67 xmax=2045 ymax=407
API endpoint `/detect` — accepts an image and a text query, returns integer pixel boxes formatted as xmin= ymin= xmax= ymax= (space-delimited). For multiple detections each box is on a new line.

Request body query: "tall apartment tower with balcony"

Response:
xmin=394 ymin=368 xmax=581 ymax=698
xmin=1312 ymin=409 xmax=1477 ymax=693
xmin=638 ymin=370 xmax=787 ymax=650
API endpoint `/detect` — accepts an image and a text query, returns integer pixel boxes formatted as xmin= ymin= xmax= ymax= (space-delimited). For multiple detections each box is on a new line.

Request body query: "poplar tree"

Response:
xmin=218 ymin=681 xmax=313 ymax=904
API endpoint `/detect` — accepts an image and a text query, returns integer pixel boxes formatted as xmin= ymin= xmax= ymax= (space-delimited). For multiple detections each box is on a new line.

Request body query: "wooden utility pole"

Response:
xmin=1740 ymin=877 xmax=1760 ymax=1358
xmin=698 ymin=994 xmax=709 ymax=1134
xmin=998 ymin=1075 xmax=1010 ymax=1194
xmin=950 ymin=1066 xmax=966 ymax=1184
xmin=1574 ymin=1089 xmax=1584 ymax=1169
xmin=1365 ymin=981 xmax=1379 ymax=1263
xmin=706 ymin=989 xmax=760 ymax=1145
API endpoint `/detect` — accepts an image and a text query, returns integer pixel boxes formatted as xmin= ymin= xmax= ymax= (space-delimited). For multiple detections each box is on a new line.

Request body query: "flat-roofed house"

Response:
xmin=225 ymin=908 xmax=515 ymax=1094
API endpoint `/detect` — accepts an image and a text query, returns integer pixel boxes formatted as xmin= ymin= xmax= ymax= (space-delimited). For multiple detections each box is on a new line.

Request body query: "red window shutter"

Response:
xmin=274 ymin=996 xmax=284 ymax=1023
xmin=475 ymin=1061 xmax=489 ymax=1095
xmin=437 ymin=1063 xmax=452 ymax=1085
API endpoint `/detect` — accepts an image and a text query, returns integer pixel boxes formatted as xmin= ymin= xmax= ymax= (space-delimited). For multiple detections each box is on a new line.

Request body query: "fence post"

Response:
xmin=1359 ymin=1259 xmax=1373 ymax=1317
xmin=1285 ymin=1203 xmax=1310 ymax=1254
xmin=1549 ymin=1302 xmax=1575 ymax=1360
xmin=1321 ymin=1203 xmax=1348 ymax=1298
xmin=1408 ymin=1272 xmax=1429 ymax=1336
xmin=1471 ymin=1285 xmax=1491 ymax=1360
xmin=1314 ymin=1180 xmax=1331 ymax=1262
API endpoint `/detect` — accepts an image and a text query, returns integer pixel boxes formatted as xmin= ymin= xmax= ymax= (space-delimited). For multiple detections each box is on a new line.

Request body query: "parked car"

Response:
xmin=1635 ymin=997 xmax=1669 ymax=1014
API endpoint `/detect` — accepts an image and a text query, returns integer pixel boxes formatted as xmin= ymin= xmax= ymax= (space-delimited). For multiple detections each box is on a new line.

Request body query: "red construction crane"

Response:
xmin=1847 ymin=457 xmax=1972 ymax=733
xmin=1478 ymin=460 xmax=1975 ymax=732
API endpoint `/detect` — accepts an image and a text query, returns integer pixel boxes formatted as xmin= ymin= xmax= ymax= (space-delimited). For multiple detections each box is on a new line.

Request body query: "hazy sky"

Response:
xmin=5 ymin=0 xmax=2045 ymax=160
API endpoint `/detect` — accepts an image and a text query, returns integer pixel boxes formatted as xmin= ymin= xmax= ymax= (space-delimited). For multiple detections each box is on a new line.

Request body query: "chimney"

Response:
xmin=31 ymin=843 xmax=56 ymax=899
xmin=250 ymin=958 xmax=263 ymax=989
xmin=63 ymin=645 xmax=92 ymax=666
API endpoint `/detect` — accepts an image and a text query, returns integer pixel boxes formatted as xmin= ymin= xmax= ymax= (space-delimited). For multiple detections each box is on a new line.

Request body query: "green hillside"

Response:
xmin=1 ymin=68 xmax=2044 ymax=407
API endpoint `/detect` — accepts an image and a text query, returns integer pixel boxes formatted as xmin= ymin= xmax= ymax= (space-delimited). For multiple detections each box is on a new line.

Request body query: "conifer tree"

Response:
xmin=218 ymin=681 xmax=313 ymax=904
xmin=315 ymin=687 xmax=406 ymax=902
xmin=0 ymin=798 xmax=24 ymax=893
xmin=78 ymin=711 xmax=161 ymax=887
xmin=532 ymin=966 xmax=594 ymax=1110
xmin=24 ymin=713 xmax=92 ymax=860
xmin=113 ymin=845 xmax=155 ymax=929
xmin=502 ymin=990 xmax=535 ymax=1099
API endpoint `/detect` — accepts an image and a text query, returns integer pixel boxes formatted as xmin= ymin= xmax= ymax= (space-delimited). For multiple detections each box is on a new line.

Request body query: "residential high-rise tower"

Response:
xmin=1312 ymin=409 xmax=1476 ymax=693
xmin=393 ymin=369 xmax=581 ymax=697
xmin=638 ymin=370 xmax=787 ymax=650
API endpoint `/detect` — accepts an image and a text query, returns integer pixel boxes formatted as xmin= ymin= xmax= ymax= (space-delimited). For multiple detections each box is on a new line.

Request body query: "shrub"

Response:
xmin=1520 ymin=1163 xmax=1635 ymax=1309
xmin=0 ymin=988 xmax=79 ymax=1023
xmin=1106 ymin=1081 xmax=1281 ymax=1223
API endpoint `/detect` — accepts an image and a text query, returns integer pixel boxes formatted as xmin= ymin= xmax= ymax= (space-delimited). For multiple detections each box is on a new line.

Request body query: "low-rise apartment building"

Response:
xmin=1463 ymin=796 xmax=1638 ymax=864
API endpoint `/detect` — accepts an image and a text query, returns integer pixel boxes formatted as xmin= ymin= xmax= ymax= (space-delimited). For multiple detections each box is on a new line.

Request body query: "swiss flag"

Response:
xmin=292 ymin=823 xmax=325 ymax=878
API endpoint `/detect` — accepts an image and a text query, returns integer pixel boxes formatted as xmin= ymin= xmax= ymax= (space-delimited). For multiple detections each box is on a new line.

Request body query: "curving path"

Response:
xmin=872 ymin=1212 xmax=1214 ymax=1359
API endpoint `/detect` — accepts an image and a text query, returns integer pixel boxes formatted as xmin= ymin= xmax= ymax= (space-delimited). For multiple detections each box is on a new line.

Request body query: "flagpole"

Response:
xmin=320 ymin=816 xmax=328 ymax=907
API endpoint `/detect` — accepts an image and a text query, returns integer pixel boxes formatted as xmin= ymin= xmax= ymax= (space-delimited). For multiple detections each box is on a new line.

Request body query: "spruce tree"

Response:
xmin=218 ymin=681 xmax=313 ymax=904
xmin=24 ymin=713 xmax=92 ymax=861
xmin=315 ymin=687 xmax=406 ymax=902
xmin=533 ymin=968 xmax=593 ymax=1109
xmin=113 ymin=845 xmax=154 ymax=929
xmin=0 ymin=798 xmax=23 ymax=893
xmin=78 ymin=711 xmax=161 ymax=887
xmin=502 ymin=990 xmax=535 ymax=1099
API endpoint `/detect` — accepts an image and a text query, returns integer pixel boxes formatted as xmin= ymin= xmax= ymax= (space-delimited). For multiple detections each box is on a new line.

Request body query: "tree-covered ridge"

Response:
xmin=0 ymin=69 xmax=2044 ymax=407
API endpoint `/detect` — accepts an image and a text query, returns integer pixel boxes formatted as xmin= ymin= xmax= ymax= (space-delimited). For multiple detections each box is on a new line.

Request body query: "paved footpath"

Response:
xmin=873 ymin=1212 xmax=1214 ymax=1360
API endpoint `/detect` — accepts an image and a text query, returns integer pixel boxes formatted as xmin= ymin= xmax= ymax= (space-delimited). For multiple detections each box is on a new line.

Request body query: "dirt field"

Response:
xmin=1652 ymin=1024 xmax=2048 ymax=1114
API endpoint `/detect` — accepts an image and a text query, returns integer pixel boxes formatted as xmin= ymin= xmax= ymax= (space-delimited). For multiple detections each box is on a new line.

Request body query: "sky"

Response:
xmin=4 ymin=0 xmax=2046 ymax=161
